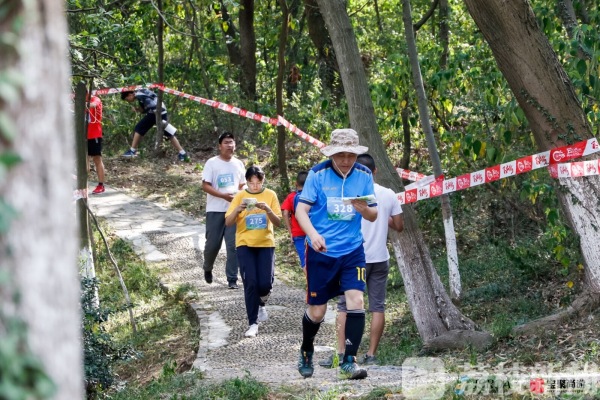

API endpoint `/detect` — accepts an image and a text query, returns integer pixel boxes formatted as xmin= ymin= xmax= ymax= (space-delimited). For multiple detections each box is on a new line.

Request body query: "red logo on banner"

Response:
xmin=503 ymin=164 xmax=515 ymax=175
xmin=535 ymin=154 xmax=548 ymax=165
xmin=457 ymin=174 xmax=471 ymax=190
xmin=548 ymin=164 xmax=558 ymax=178
xmin=419 ymin=188 xmax=430 ymax=198
xmin=485 ymin=166 xmax=500 ymax=182
xmin=587 ymin=162 xmax=598 ymax=174
xmin=560 ymin=165 xmax=570 ymax=175
xmin=405 ymin=189 xmax=417 ymax=203
xmin=530 ymin=378 xmax=545 ymax=394
xmin=517 ymin=157 xmax=532 ymax=173
xmin=445 ymin=180 xmax=455 ymax=192
xmin=551 ymin=141 xmax=587 ymax=163
xmin=552 ymin=150 xmax=566 ymax=162
xmin=571 ymin=162 xmax=584 ymax=177
xmin=430 ymin=180 xmax=443 ymax=196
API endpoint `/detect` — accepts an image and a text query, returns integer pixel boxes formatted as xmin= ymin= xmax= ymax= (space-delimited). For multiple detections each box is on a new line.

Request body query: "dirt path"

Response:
xmin=89 ymin=185 xmax=407 ymax=398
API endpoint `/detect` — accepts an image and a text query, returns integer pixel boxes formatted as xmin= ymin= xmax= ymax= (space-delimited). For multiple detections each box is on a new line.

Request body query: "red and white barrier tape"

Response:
xmin=397 ymin=138 xmax=600 ymax=204
xmin=396 ymin=168 xmax=427 ymax=182
xmin=277 ymin=116 xmax=325 ymax=148
xmin=93 ymin=83 xmax=330 ymax=147
xmin=91 ymin=83 xmax=160 ymax=95
xmin=158 ymin=85 xmax=279 ymax=127
xmin=549 ymin=160 xmax=600 ymax=178
xmin=73 ymin=188 xmax=88 ymax=201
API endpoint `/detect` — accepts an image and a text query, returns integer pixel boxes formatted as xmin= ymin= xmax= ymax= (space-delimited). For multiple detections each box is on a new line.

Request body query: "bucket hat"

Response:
xmin=320 ymin=128 xmax=368 ymax=157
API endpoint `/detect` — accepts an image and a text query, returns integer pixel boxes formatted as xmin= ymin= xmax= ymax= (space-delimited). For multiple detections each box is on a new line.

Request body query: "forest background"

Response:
xmin=1 ymin=0 xmax=600 ymax=399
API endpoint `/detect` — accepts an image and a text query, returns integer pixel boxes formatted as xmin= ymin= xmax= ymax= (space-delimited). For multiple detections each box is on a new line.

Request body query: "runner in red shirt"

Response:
xmin=280 ymin=171 xmax=308 ymax=268
xmin=87 ymin=95 xmax=106 ymax=194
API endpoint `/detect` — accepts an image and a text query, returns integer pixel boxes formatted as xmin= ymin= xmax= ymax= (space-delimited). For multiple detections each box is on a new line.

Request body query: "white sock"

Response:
xmin=179 ymin=150 xmax=186 ymax=155
xmin=130 ymin=147 xmax=136 ymax=152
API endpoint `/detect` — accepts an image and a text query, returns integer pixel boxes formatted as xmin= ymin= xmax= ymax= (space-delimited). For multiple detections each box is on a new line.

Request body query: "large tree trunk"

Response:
xmin=315 ymin=0 xmax=491 ymax=349
xmin=402 ymin=0 xmax=461 ymax=300
xmin=239 ymin=0 xmax=257 ymax=100
xmin=463 ymin=0 xmax=600 ymax=293
xmin=304 ymin=0 xmax=340 ymax=95
xmin=0 ymin=1 xmax=84 ymax=398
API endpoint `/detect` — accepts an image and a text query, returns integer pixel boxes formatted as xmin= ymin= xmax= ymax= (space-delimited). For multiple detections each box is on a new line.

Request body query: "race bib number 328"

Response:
xmin=327 ymin=197 xmax=355 ymax=221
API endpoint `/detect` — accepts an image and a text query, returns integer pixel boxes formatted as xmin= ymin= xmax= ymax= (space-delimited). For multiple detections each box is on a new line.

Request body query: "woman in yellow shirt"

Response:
xmin=225 ymin=166 xmax=282 ymax=338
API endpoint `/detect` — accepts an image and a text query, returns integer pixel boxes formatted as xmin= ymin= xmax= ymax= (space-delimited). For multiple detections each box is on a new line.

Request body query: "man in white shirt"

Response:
xmin=202 ymin=132 xmax=246 ymax=289
xmin=320 ymin=153 xmax=404 ymax=367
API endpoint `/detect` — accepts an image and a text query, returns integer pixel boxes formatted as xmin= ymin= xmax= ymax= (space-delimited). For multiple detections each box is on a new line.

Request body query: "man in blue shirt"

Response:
xmin=295 ymin=128 xmax=377 ymax=380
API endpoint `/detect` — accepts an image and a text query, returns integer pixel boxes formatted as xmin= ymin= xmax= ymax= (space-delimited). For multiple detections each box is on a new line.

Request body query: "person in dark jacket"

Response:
xmin=120 ymin=89 xmax=190 ymax=162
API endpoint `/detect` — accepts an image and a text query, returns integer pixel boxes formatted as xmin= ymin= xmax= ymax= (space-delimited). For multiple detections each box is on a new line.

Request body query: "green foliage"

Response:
xmin=81 ymin=277 xmax=118 ymax=397
xmin=81 ymin=275 xmax=141 ymax=398
xmin=105 ymin=372 xmax=269 ymax=400
xmin=94 ymin=236 xmax=162 ymax=304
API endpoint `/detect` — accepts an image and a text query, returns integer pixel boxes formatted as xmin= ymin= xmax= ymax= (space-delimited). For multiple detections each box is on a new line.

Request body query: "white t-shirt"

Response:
xmin=362 ymin=183 xmax=403 ymax=263
xmin=202 ymin=156 xmax=246 ymax=212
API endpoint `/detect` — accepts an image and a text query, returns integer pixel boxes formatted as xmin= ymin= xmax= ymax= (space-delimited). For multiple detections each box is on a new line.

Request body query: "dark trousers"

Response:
xmin=237 ymin=246 xmax=275 ymax=325
xmin=203 ymin=212 xmax=238 ymax=283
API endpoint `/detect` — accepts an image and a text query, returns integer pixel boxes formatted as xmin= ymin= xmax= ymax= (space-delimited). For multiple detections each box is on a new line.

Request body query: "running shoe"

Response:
xmin=339 ymin=355 xmax=368 ymax=380
xmin=178 ymin=152 xmax=191 ymax=162
xmin=92 ymin=184 xmax=105 ymax=194
xmin=257 ymin=306 xmax=268 ymax=322
xmin=244 ymin=324 xmax=259 ymax=337
xmin=122 ymin=149 xmax=137 ymax=158
xmin=298 ymin=350 xmax=314 ymax=378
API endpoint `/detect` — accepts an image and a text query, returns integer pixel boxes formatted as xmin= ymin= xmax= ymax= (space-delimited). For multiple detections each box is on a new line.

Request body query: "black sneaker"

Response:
xmin=339 ymin=355 xmax=368 ymax=380
xmin=298 ymin=350 xmax=314 ymax=378
xmin=228 ymin=281 xmax=239 ymax=289
xmin=204 ymin=271 xmax=213 ymax=284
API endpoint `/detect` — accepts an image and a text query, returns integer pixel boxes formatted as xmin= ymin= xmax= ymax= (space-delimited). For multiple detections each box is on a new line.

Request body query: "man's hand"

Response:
xmin=222 ymin=193 xmax=235 ymax=202
xmin=309 ymin=233 xmax=327 ymax=253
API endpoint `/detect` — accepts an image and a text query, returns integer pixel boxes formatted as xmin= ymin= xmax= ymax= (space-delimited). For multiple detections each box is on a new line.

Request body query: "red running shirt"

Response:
xmin=87 ymin=95 xmax=103 ymax=139
xmin=281 ymin=191 xmax=306 ymax=238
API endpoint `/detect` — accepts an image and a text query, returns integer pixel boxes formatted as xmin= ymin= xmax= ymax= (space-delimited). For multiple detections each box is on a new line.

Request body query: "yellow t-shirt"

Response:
xmin=226 ymin=188 xmax=282 ymax=247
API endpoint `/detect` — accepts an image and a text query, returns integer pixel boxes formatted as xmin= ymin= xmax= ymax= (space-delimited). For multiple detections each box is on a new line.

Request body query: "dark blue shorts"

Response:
xmin=305 ymin=244 xmax=366 ymax=305
xmin=135 ymin=112 xmax=174 ymax=138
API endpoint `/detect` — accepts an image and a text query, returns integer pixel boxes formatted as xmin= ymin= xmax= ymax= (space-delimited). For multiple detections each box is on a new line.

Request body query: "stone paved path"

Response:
xmin=89 ymin=186 xmax=406 ymax=397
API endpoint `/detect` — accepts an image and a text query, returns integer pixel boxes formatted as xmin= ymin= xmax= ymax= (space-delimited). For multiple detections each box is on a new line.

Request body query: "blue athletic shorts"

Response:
xmin=293 ymin=236 xmax=306 ymax=268
xmin=305 ymin=244 xmax=366 ymax=305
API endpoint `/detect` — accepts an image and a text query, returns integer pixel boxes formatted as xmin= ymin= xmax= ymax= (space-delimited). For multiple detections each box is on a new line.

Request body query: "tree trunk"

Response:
xmin=239 ymin=0 xmax=257 ymax=100
xmin=75 ymin=83 xmax=96 ymax=284
xmin=304 ymin=0 xmax=340 ymax=94
xmin=402 ymin=0 xmax=461 ymax=300
xmin=277 ymin=0 xmax=290 ymax=192
xmin=438 ymin=0 xmax=449 ymax=68
xmin=315 ymin=0 xmax=488 ymax=348
xmin=556 ymin=0 xmax=590 ymax=59
xmin=155 ymin=0 xmax=165 ymax=153
xmin=213 ymin=0 xmax=242 ymax=66
xmin=463 ymin=0 xmax=600 ymax=293
xmin=1 ymin=0 xmax=84 ymax=398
